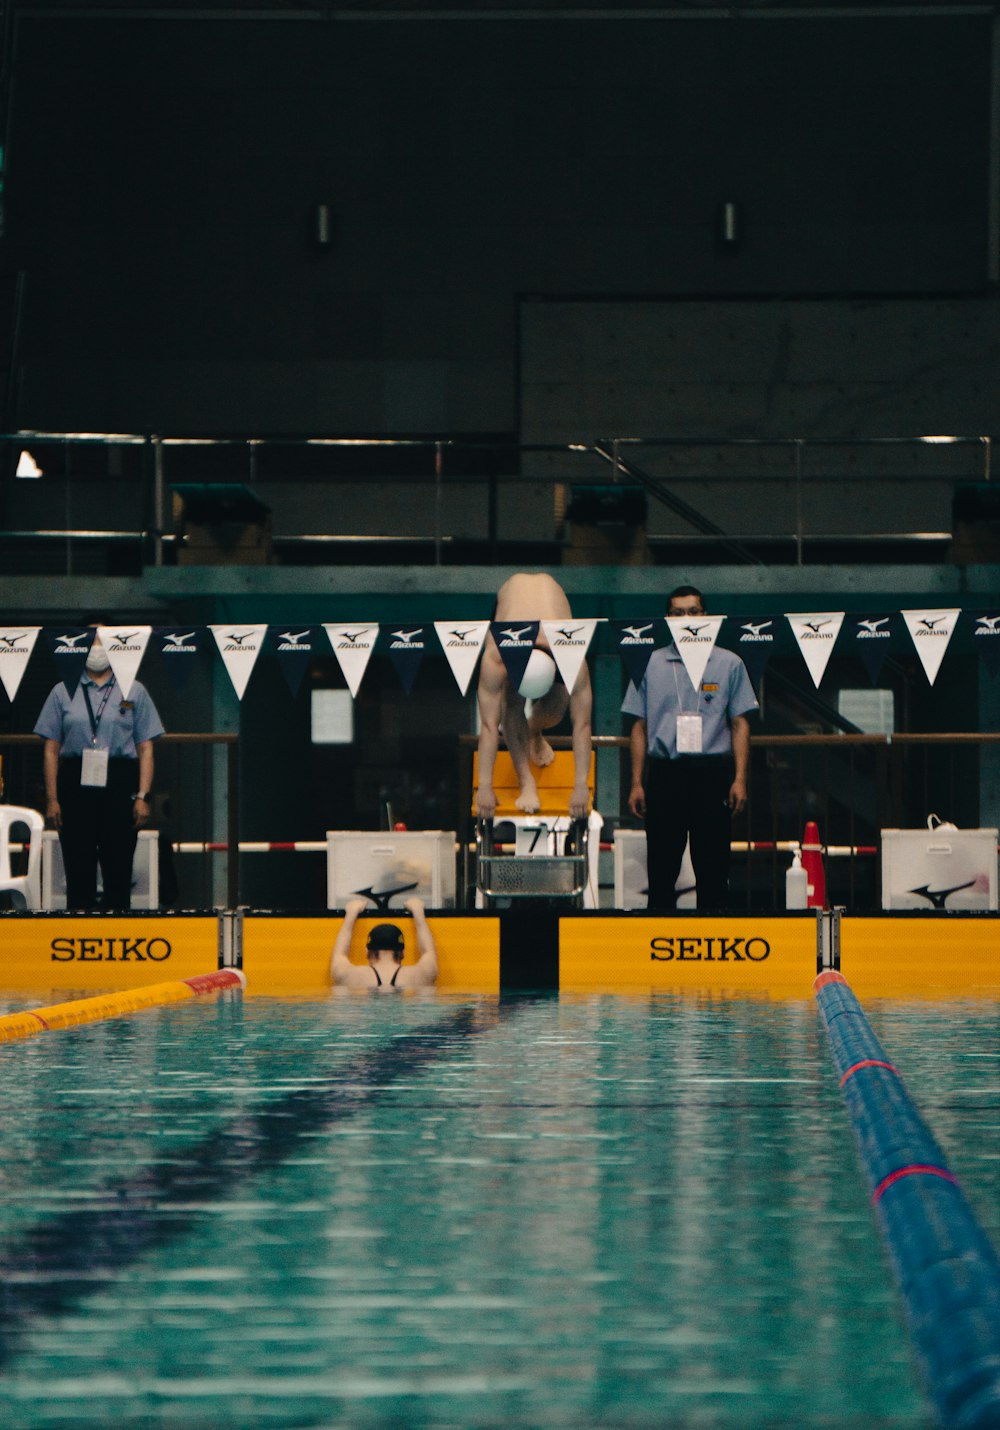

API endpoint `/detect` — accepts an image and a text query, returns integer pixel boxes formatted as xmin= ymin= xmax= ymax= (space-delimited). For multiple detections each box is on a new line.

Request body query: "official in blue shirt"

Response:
xmin=35 ymin=631 xmax=164 ymax=911
xmin=622 ymin=586 xmax=758 ymax=912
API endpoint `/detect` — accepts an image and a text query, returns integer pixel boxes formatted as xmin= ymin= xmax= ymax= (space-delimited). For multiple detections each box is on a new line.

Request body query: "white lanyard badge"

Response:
xmin=672 ymin=662 xmax=704 ymax=754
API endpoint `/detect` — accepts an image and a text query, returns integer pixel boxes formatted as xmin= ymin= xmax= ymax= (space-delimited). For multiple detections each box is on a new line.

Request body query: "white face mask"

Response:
xmin=86 ymin=645 xmax=111 ymax=673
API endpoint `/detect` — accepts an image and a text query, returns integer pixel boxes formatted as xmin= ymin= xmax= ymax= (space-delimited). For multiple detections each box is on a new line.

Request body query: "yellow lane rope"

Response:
xmin=0 ymin=969 xmax=246 ymax=1043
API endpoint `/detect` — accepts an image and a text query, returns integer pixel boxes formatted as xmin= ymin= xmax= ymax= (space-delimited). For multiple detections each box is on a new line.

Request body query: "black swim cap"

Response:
xmin=366 ymin=923 xmax=404 ymax=952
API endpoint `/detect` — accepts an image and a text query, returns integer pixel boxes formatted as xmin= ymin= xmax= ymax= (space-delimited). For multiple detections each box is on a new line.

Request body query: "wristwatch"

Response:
xmin=132 ymin=791 xmax=150 ymax=801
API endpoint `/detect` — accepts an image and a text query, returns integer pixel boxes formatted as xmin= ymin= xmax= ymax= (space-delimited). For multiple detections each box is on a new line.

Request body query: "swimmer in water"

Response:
xmin=476 ymin=572 xmax=593 ymax=819
xmin=330 ymin=896 xmax=439 ymax=989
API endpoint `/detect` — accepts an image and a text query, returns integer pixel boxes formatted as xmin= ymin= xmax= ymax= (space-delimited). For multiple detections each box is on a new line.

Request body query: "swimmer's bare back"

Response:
xmin=493 ymin=573 xmax=573 ymax=644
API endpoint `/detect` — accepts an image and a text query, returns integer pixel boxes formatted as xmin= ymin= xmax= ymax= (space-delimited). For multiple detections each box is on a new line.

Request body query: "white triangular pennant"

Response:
xmin=210 ymin=624 xmax=267 ymax=700
xmin=98 ymin=624 xmax=151 ymax=700
xmin=786 ymin=612 xmax=845 ymax=688
xmin=901 ymin=609 xmax=960 ymax=685
xmin=324 ymin=623 xmax=379 ymax=698
xmin=434 ymin=620 xmax=489 ymax=696
xmin=540 ymin=618 xmax=599 ymax=693
xmin=0 ymin=627 xmax=40 ymax=701
xmin=665 ymin=614 xmax=725 ymax=692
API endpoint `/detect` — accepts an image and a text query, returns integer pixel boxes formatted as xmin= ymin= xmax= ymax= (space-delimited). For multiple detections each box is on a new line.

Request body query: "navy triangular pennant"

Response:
xmin=610 ymin=619 xmax=660 ymax=687
xmin=964 ymin=609 xmax=1000 ymax=676
xmin=385 ymin=623 xmax=430 ymax=694
xmin=154 ymin=626 xmax=205 ymax=693
xmin=843 ymin=612 xmax=899 ymax=686
xmin=267 ymin=624 xmax=318 ymax=698
xmin=726 ymin=615 xmax=779 ymax=692
xmin=489 ymin=620 xmax=539 ymax=691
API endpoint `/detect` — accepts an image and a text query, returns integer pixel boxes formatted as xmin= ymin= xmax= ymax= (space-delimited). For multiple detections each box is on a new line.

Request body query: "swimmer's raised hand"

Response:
xmin=402 ymin=896 xmax=425 ymax=919
xmin=344 ymin=898 xmax=367 ymax=919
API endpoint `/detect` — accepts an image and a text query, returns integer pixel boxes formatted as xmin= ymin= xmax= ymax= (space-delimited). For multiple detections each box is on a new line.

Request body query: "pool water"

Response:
xmin=0 ymin=990 xmax=996 ymax=1429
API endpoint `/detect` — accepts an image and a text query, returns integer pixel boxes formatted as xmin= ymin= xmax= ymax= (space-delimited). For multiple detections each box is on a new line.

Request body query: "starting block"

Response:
xmin=472 ymin=751 xmax=599 ymax=907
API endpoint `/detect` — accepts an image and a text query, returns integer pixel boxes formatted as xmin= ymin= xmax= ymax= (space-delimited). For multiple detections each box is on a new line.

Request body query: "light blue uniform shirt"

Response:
xmin=621 ymin=645 xmax=758 ymax=759
xmin=34 ymin=674 xmax=164 ymax=758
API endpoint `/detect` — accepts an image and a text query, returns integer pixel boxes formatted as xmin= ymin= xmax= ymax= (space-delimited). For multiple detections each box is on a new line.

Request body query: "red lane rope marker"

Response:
xmin=872 ymin=1164 xmax=960 ymax=1204
xmin=840 ymin=1058 xmax=899 ymax=1086
xmin=813 ymin=970 xmax=847 ymax=991
xmin=183 ymin=970 xmax=247 ymax=995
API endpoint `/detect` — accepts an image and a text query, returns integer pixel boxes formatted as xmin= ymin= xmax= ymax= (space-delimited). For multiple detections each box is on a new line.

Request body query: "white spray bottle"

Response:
xmin=785 ymin=844 xmax=809 ymax=909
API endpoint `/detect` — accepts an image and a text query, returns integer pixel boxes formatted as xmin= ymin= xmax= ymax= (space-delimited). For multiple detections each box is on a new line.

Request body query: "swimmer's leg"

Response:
xmin=500 ymin=689 xmax=541 ymax=813
xmin=526 ymin=687 xmax=569 ymax=769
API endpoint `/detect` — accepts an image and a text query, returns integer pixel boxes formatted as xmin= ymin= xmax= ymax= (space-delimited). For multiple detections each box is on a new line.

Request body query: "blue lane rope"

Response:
xmin=814 ymin=971 xmax=1000 ymax=1430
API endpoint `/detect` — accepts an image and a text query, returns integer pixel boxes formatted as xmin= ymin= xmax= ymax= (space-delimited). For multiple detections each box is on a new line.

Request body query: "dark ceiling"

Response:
xmin=19 ymin=0 xmax=992 ymax=15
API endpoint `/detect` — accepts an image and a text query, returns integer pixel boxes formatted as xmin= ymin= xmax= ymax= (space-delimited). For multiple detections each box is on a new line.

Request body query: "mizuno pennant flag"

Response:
xmin=47 ymin=627 xmax=96 ymax=696
xmin=267 ymin=624 xmax=319 ymax=698
xmin=665 ymin=614 xmax=725 ymax=693
xmin=0 ymin=627 xmax=40 ymax=702
xmin=787 ymin=612 xmax=845 ymax=688
xmin=609 ymin=619 xmax=660 ymax=687
xmin=901 ymin=609 xmax=959 ymax=686
xmin=434 ymin=621 xmax=490 ymax=696
xmin=489 ymin=621 xmax=539 ymax=692
xmin=98 ymin=624 xmax=151 ymax=700
xmin=324 ymin=624 xmax=379 ymax=698
xmin=727 ymin=615 xmax=779 ymax=692
xmin=385 ymin=624 xmax=429 ymax=695
xmin=540 ymin=618 xmax=598 ymax=693
xmin=210 ymin=624 xmax=268 ymax=700
xmin=843 ymin=612 xmax=898 ymax=687
xmin=154 ymin=626 xmax=204 ymax=693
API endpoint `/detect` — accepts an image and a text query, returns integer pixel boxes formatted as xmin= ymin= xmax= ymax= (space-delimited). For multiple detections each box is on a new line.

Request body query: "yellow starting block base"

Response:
xmin=472 ymin=750 xmax=594 ymax=816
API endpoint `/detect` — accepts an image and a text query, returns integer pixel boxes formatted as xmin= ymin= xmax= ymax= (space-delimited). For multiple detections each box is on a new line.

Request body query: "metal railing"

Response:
xmin=1 ymin=430 xmax=991 ymax=573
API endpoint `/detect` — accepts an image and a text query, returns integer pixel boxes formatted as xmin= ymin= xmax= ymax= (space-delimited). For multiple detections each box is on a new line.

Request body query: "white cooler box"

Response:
xmin=613 ymin=829 xmax=696 ymax=910
xmin=42 ymin=828 xmax=160 ymax=910
xmin=326 ymin=830 xmax=456 ymax=910
xmin=881 ymin=827 xmax=998 ymax=911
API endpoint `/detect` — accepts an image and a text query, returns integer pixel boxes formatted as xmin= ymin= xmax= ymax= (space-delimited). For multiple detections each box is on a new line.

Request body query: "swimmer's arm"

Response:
xmin=330 ymin=898 xmax=366 ymax=982
xmin=403 ymin=896 xmax=438 ymax=985
xmin=568 ymin=667 xmax=593 ymax=819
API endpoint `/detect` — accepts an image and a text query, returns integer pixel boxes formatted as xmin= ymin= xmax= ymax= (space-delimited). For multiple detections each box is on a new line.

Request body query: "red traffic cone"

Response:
xmin=801 ymin=820 xmax=827 ymax=909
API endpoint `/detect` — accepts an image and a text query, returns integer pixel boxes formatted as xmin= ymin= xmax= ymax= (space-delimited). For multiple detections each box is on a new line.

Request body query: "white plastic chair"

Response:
xmin=0 ymin=805 xmax=44 ymax=911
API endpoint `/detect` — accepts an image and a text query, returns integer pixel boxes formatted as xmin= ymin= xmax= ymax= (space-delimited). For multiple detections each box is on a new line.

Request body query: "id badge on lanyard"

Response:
xmin=80 ymin=746 xmax=109 ymax=787
xmin=676 ymin=713 xmax=704 ymax=754
xmin=81 ymin=680 xmax=113 ymax=787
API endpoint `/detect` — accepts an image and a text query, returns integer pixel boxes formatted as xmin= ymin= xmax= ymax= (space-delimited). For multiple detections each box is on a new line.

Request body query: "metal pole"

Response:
xmin=434 ymin=440 xmax=443 ymax=567
xmin=487 ymin=445 xmax=498 ymax=561
xmin=153 ymin=435 xmax=164 ymax=567
xmin=795 ymin=440 xmax=804 ymax=566
xmin=64 ymin=437 xmax=72 ymax=577
xmin=227 ymin=736 xmax=239 ymax=909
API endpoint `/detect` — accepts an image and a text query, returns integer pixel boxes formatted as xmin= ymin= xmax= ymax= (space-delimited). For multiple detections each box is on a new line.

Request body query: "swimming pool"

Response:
xmin=0 ymin=990 xmax=996 ymax=1428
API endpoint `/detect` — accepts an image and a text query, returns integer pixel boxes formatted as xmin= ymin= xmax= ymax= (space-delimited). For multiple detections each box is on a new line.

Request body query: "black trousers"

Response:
xmin=644 ymin=755 xmax=734 ymax=912
xmin=57 ymin=757 xmax=139 ymax=911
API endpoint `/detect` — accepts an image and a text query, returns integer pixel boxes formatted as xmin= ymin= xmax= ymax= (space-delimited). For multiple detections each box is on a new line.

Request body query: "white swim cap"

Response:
xmin=518 ymin=649 xmax=557 ymax=700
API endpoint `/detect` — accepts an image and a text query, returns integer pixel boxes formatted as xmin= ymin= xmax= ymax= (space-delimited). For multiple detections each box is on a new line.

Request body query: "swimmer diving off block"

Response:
xmin=476 ymin=572 xmax=593 ymax=819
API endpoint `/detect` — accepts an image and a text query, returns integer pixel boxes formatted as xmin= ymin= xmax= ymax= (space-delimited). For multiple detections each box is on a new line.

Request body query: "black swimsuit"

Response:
xmin=372 ymin=964 xmax=402 ymax=987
